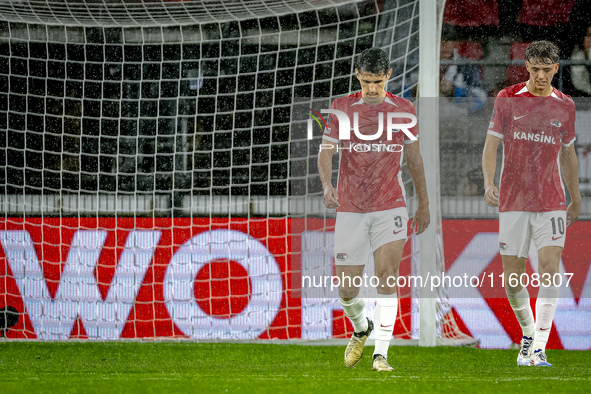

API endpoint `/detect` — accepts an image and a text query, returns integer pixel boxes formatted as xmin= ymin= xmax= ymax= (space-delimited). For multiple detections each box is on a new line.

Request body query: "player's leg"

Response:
xmin=502 ymin=255 xmax=535 ymax=337
xmin=336 ymin=264 xmax=368 ymax=332
xmin=371 ymin=239 xmax=404 ymax=371
xmin=526 ymin=245 xmax=561 ymax=366
xmin=334 ymin=212 xmax=372 ymax=368
xmin=528 ymin=211 xmax=567 ymax=366
xmin=499 ymin=212 xmax=535 ymax=365
xmin=367 ymin=208 xmax=408 ymax=371
xmin=338 ymin=264 xmax=373 ymax=368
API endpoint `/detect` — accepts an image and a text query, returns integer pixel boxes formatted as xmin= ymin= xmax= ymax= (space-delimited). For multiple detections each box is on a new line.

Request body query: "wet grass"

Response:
xmin=0 ymin=342 xmax=589 ymax=393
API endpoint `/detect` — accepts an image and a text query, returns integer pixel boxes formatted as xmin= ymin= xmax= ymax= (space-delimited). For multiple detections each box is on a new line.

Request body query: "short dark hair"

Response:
xmin=355 ymin=48 xmax=391 ymax=75
xmin=525 ymin=41 xmax=560 ymax=64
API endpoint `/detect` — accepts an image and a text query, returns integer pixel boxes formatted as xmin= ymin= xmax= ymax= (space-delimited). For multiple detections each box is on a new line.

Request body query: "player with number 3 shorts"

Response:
xmin=317 ymin=48 xmax=430 ymax=372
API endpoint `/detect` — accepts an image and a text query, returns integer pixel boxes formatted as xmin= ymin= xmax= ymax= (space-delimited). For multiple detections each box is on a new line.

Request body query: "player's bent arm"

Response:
xmin=317 ymin=138 xmax=340 ymax=209
xmin=482 ymin=134 xmax=501 ymax=207
xmin=405 ymin=141 xmax=430 ymax=234
xmin=560 ymin=143 xmax=581 ymax=227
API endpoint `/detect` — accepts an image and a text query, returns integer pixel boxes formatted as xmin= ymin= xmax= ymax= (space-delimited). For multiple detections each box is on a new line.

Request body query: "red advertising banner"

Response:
xmin=443 ymin=220 xmax=591 ymax=350
xmin=0 ymin=218 xmax=589 ymax=349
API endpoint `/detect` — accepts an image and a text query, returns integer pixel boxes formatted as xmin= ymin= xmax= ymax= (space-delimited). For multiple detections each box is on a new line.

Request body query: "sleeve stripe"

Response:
xmin=322 ymin=135 xmax=339 ymax=143
xmin=487 ymin=130 xmax=504 ymax=139
xmin=404 ymin=139 xmax=418 ymax=145
xmin=562 ymin=136 xmax=576 ymax=147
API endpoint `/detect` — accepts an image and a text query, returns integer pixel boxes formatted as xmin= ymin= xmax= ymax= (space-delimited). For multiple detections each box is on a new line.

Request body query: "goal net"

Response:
xmin=0 ymin=0 xmax=474 ymax=345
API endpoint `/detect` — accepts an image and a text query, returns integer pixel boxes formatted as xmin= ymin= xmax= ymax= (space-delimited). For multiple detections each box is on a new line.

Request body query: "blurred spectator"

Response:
xmin=570 ymin=26 xmax=591 ymax=96
xmin=440 ymin=41 xmax=487 ymax=109
xmin=442 ymin=0 xmax=499 ymax=40
xmin=458 ymin=167 xmax=485 ymax=197
xmin=518 ymin=0 xmax=575 ymax=58
xmin=505 ymin=42 xmax=531 ymax=87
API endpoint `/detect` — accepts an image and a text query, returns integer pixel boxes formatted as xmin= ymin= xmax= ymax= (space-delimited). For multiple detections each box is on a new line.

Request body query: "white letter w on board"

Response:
xmin=0 ymin=230 xmax=161 ymax=339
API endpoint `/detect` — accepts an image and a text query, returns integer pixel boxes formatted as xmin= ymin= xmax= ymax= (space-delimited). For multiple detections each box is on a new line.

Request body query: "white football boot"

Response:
xmin=528 ymin=349 xmax=552 ymax=367
xmin=516 ymin=336 xmax=533 ymax=366
xmin=372 ymin=354 xmax=394 ymax=371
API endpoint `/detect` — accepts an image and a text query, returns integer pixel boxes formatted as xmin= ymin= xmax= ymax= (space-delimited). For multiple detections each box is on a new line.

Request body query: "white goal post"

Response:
xmin=417 ymin=0 xmax=442 ymax=347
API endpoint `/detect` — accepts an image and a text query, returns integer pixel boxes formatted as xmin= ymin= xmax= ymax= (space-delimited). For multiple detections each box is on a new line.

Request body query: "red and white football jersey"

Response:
xmin=323 ymin=91 xmax=419 ymax=213
xmin=487 ymin=82 xmax=576 ymax=212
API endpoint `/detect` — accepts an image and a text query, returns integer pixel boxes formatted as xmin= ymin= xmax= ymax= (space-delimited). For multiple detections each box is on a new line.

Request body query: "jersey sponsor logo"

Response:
xmin=552 ymin=236 xmax=563 ymax=241
xmin=348 ymin=142 xmax=403 ymax=153
xmin=513 ymin=115 xmax=527 ymax=120
xmin=551 ymin=119 xmax=561 ymax=128
xmin=499 ymin=242 xmax=507 ymax=251
xmin=513 ymin=131 xmax=556 ymax=144
xmin=540 ymin=327 xmax=551 ymax=331
xmin=380 ymin=324 xmax=393 ymax=328
xmin=336 ymin=253 xmax=348 ymax=261
xmin=393 ymin=229 xmax=404 ymax=235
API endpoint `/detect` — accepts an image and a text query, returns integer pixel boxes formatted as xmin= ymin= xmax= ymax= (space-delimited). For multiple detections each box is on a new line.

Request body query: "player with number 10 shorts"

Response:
xmin=483 ymin=40 xmax=581 ymax=368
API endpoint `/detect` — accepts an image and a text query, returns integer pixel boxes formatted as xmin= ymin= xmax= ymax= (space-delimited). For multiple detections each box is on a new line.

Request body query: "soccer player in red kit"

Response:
xmin=482 ymin=41 xmax=581 ymax=367
xmin=317 ymin=48 xmax=430 ymax=371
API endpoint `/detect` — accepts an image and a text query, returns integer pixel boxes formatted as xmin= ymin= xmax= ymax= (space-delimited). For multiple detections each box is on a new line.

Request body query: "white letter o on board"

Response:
xmin=163 ymin=229 xmax=283 ymax=339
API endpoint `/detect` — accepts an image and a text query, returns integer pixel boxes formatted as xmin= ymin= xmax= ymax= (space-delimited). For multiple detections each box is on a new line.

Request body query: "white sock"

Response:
xmin=506 ymin=286 xmax=534 ymax=338
xmin=339 ymin=297 xmax=367 ymax=333
xmin=533 ymin=285 xmax=559 ymax=353
xmin=373 ymin=296 xmax=398 ymax=358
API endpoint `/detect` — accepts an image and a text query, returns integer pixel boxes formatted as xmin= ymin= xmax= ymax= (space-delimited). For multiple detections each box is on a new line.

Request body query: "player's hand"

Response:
xmin=323 ymin=185 xmax=340 ymax=209
xmin=566 ymin=200 xmax=581 ymax=228
xmin=484 ymin=185 xmax=499 ymax=207
xmin=411 ymin=205 xmax=430 ymax=235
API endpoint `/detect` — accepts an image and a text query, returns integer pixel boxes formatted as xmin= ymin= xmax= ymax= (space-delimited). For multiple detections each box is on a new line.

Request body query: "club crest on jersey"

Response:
xmin=551 ymin=119 xmax=561 ymax=128
xmin=336 ymin=253 xmax=348 ymax=261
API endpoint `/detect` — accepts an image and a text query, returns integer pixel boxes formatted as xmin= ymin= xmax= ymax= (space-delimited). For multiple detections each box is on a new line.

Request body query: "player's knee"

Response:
xmin=502 ymin=258 xmax=525 ymax=274
xmin=538 ymin=255 xmax=560 ymax=278
xmin=538 ymin=262 xmax=559 ymax=282
xmin=377 ymin=273 xmax=396 ymax=289
xmin=540 ymin=264 xmax=558 ymax=277
xmin=504 ymin=271 xmax=524 ymax=295
xmin=339 ymin=287 xmax=360 ymax=300
xmin=375 ymin=265 xmax=397 ymax=281
xmin=505 ymin=284 xmax=524 ymax=297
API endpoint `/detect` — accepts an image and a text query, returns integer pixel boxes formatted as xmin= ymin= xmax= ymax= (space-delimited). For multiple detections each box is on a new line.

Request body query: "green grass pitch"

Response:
xmin=0 ymin=342 xmax=589 ymax=393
